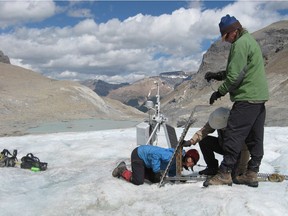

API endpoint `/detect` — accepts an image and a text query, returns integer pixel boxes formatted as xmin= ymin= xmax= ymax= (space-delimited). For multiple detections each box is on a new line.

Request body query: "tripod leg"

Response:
xmin=146 ymin=122 xmax=161 ymax=145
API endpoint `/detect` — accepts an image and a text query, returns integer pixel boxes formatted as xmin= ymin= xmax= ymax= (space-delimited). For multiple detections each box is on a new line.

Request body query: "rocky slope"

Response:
xmin=0 ymin=63 xmax=145 ymax=136
xmin=105 ymin=71 xmax=192 ymax=111
xmin=0 ymin=50 xmax=10 ymax=64
xmin=80 ymin=79 xmax=129 ymax=97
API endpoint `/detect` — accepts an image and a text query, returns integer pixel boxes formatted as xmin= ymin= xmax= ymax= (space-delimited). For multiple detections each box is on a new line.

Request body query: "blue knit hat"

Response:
xmin=219 ymin=14 xmax=242 ymax=37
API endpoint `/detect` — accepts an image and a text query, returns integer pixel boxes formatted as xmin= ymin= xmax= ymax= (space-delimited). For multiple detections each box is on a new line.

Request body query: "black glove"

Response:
xmin=209 ymin=91 xmax=223 ymax=105
xmin=205 ymin=71 xmax=225 ymax=82
xmin=182 ymin=140 xmax=191 ymax=147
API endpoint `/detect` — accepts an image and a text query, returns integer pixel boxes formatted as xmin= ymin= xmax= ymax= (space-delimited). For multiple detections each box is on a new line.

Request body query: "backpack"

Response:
xmin=0 ymin=149 xmax=18 ymax=167
xmin=20 ymin=153 xmax=48 ymax=171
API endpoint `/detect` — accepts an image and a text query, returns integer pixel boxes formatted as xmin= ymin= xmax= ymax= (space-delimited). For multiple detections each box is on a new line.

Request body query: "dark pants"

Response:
xmin=130 ymin=148 xmax=160 ymax=185
xmin=199 ymin=136 xmax=244 ymax=177
xmin=199 ymin=136 xmax=224 ymax=168
xmin=220 ymin=101 xmax=266 ymax=173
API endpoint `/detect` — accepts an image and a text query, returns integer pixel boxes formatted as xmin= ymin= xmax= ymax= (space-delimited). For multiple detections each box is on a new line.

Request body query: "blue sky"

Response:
xmin=0 ymin=1 xmax=287 ymax=83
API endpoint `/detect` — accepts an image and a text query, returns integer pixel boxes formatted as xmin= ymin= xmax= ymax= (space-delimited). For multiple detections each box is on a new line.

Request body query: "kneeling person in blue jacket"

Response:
xmin=112 ymin=145 xmax=199 ymax=185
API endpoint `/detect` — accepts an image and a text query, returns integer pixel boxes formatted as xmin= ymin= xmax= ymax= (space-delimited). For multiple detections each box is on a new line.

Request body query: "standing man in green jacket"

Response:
xmin=203 ymin=14 xmax=269 ymax=187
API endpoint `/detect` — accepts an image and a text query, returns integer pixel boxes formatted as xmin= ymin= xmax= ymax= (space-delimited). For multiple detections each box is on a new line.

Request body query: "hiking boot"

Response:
xmin=233 ymin=170 xmax=258 ymax=187
xmin=203 ymin=170 xmax=232 ymax=187
xmin=112 ymin=161 xmax=127 ymax=178
xmin=199 ymin=167 xmax=218 ymax=176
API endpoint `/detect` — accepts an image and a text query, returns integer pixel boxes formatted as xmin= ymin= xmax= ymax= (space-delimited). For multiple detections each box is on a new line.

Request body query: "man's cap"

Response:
xmin=208 ymin=107 xmax=230 ymax=129
xmin=219 ymin=14 xmax=242 ymax=40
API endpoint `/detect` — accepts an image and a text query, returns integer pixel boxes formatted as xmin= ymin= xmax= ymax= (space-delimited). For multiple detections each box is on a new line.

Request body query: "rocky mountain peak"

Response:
xmin=0 ymin=50 xmax=10 ymax=64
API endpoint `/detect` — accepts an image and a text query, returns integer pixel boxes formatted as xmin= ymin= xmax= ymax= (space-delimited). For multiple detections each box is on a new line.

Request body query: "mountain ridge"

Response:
xmin=0 ymin=63 xmax=145 ymax=136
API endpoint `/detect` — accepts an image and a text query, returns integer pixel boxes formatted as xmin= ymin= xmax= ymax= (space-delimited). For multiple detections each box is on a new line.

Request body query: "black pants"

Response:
xmin=220 ymin=101 xmax=266 ymax=172
xmin=130 ymin=148 xmax=160 ymax=185
xmin=199 ymin=136 xmax=243 ymax=177
xmin=199 ymin=136 xmax=223 ymax=168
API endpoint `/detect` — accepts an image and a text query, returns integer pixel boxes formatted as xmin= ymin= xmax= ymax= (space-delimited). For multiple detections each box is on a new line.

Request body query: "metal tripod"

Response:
xmin=144 ymin=81 xmax=177 ymax=148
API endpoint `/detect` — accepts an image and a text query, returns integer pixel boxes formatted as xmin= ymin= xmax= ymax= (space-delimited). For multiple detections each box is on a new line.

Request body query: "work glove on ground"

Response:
xmin=205 ymin=71 xmax=225 ymax=82
xmin=209 ymin=91 xmax=223 ymax=105
xmin=182 ymin=140 xmax=192 ymax=147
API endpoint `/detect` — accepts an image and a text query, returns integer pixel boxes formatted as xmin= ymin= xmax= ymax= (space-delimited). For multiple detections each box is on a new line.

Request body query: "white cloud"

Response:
xmin=58 ymin=70 xmax=78 ymax=78
xmin=73 ymin=19 xmax=99 ymax=34
xmin=67 ymin=8 xmax=94 ymax=18
xmin=0 ymin=0 xmax=56 ymax=28
xmin=0 ymin=1 xmax=287 ymax=83
xmin=10 ymin=58 xmax=35 ymax=71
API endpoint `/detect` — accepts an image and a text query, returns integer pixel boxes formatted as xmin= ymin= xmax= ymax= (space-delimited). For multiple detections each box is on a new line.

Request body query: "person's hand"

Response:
xmin=182 ymin=140 xmax=191 ymax=147
xmin=190 ymin=139 xmax=197 ymax=145
xmin=205 ymin=71 xmax=225 ymax=82
xmin=205 ymin=72 xmax=216 ymax=82
xmin=209 ymin=91 xmax=223 ymax=105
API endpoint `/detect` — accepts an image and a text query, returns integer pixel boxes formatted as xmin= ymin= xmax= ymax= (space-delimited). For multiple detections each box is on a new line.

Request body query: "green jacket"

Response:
xmin=218 ymin=31 xmax=269 ymax=102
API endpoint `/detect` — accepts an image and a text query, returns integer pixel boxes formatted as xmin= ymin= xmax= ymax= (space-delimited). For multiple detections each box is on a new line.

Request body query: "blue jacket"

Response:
xmin=137 ymin=145 xmax=182 ymax=176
